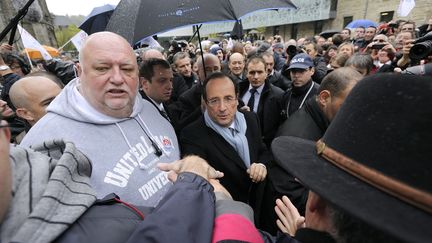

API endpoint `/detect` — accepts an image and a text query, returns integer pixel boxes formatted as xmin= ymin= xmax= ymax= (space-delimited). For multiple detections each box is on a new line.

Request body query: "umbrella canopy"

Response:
xmin=346 ymin=19 xmax=377 ymax=29
xmin=106 ymin=0 xmax=296 ymax=44
xmin=79 ymin=4 xmax=116 ymax=34
xmin=319 ymin=30 xmax=341 ymax=39
xmin=24 ymin=45 xmax=59 ymax=59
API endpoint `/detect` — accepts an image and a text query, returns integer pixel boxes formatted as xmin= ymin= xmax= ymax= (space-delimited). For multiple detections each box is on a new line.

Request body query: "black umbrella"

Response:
xmin=231 ymin=20 xmax=244 ymax=40
xmin=319 ymin=30 xmax=341 ymax=39
xmin=106 ymin=0 xmax=296 ymax=45
xmin=79 ymin=4 xmax=116 ymax=35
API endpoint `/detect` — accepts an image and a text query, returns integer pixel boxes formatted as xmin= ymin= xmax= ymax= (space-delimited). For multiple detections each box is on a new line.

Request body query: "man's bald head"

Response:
xmin=196 ymin=54 xmax=221 ymax=82
xmin=10 ymin=75 xmax=62 ymax=125
xmin=78 ymin=31 xmax=136 ymax=71
xmin=76 ymin=31 xmax=139 ymax=118
xmin=141 ymin=48 xmax=165 ymax=61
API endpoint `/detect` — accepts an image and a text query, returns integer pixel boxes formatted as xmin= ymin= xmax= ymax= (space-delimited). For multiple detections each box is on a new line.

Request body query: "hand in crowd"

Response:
xmin=275 ymin=195 xmax=306 ymax=236
xmin=209 ymin=179 xmax=233 ymax=199
xmin=247 ymin=163 xmax=267 ymax=183
xmin=158 ymin=155 xmax=224 ymax=181
xmin=397 ymin=39 xmax=415 ymax=68
xmin=239 ymin=105 xmax=250 ymax=112
xmin=382 ymin=44 xmax=396 ymax=54
xmin=0 ymin=43 xmax=13 ymax=54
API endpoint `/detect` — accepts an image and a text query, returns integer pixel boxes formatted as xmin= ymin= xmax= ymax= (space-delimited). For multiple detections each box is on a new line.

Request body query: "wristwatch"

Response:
xmin=0 ymin=65 xmax=10 ymax=71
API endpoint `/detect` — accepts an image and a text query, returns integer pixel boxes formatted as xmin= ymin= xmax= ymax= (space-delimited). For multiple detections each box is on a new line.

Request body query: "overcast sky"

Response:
xmin=45 ymin=0 xmax=120 ymax=16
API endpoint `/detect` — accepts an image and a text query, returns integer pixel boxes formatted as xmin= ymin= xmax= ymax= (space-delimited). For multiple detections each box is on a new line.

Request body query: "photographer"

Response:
xmin=397 ymin=32 xmax=432 ymax=69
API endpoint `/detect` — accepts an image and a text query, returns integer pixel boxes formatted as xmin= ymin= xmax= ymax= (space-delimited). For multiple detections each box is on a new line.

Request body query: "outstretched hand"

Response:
xmin=158 ymin=155 xmax=224 ymax=182
xmin=275 ymin=195 xmax=306 ymax=236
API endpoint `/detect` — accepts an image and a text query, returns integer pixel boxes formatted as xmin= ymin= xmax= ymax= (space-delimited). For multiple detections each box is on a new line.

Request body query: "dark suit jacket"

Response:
xmin=167 ymin=83 xmax=203 ymax=134
xmin=239 ymin=80 xmax=284 ymax=148
xmin=180 ymin=111 xmax=271 ymax=204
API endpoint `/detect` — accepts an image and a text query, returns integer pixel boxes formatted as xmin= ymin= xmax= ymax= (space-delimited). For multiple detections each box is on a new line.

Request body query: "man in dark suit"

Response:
xmin=180 ymin=72 xmax=270 ymax=206
xmin=261 ymin=52 xmax=290 ymax=91
xmin=168 ymin=53 xmax=221 ymax=133
xmin=139 ymin=58 xmax=174 ymax=122
xmin=239 ymin=56 xmax=284 ymax=148
xmin=140 ymin=48 xmax=188 ymax=103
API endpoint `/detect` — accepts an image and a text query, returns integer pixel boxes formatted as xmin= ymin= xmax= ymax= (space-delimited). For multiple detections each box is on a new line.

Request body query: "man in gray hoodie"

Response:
xmin=21 ymin=32 xmax=179 ymax=207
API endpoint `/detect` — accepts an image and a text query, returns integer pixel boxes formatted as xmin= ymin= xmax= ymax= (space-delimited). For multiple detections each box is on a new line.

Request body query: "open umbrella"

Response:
xmin=319 ymin=30 xmax=341 ymax=39
xmin=24 ymin=45 xmax=59 ymax=59
xmin=106 ymin=0 xmax=296 ymax=45
xmin=79 ymin=4 xmax=116 ymax=34
xmin=346 ymin=19 xmax=377 ymax=29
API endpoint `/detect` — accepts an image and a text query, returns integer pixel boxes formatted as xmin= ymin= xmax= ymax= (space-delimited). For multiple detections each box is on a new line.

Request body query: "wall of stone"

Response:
xmin=0 ymin=0 xmax=57 ymax=49
xmin=266 ymin=0 xmax=431 ymax=40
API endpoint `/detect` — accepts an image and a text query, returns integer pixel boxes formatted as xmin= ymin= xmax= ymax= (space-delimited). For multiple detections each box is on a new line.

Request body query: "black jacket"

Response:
xmin=239 ymin=80 xmax=284 ymax=148
xmin=167 ymin=83 xmax=203 ymax=134
xmin=180 ymin=111 xmax=271 ymax=204
xmin=170 ymin=73 xmax=189 ymax=103
xmin=280 ymin=80 xmax=320 ymax=120
xmin=271 ymin=98 xmax=329 ymax=217
xmin=277 ymin=97 xmax=329 ymax=140
xmin=312 ymin=56 xmax=328 ymax=84
xmin=268 ymin=70 xmax=291 ymax=91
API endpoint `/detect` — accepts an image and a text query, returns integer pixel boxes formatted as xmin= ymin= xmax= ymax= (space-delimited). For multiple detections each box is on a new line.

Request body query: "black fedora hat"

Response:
xmin=272 ymin=73 xmax=432 ymax=242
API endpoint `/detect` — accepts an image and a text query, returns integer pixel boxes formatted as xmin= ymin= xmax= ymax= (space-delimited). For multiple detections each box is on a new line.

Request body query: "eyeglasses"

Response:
xmin=207 ymin=96 xmax=237 ymax=107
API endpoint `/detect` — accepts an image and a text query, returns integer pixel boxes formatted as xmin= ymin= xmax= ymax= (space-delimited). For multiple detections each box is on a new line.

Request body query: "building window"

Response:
xmin=380 ymin=11 xmax=394 ymax=23
xmin=273 ymin=26 xmax=280 ymax=36
xmin=343 ymin=16 xmax=353 ymax=29
xmin=291 ymin=24 xmax=298 ymax=40
xmin=314 ymin=21 xmax=323 ymax=35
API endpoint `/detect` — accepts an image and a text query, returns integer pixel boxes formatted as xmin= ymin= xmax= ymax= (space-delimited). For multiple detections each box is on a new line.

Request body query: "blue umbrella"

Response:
xmin=79 ymin=4 xmax=116 ymax=34
xmin=346 ymin=19 xmax=377 ymax=29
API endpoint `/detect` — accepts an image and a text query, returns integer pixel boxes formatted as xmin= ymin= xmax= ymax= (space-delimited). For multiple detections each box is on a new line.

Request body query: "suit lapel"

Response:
xmin=205 ymin=126 xmax=248 ymax=170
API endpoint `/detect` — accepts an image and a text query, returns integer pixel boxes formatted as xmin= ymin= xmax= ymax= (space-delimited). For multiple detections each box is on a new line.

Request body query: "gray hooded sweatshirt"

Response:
xmin=21 ymin=78 xmax=180 ymax=207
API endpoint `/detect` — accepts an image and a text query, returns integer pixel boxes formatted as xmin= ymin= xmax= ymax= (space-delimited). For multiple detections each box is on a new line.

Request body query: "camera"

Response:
xmin=286 ymin=45 xmax=300 ymax=57
xmin=372 ymin=43 xmax=386 ymax=50
xmin=388 ymin=23 xmax=398 ymax=28
xmin=409 ymin=32 xmax=432 ymax=60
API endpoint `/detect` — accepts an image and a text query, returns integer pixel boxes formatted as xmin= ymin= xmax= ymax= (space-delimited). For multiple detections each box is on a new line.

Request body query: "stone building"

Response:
xmin=0 ymin=0 xmax=57 ymax=49
xmin=265 ymin=0 xmax=431 ymax=40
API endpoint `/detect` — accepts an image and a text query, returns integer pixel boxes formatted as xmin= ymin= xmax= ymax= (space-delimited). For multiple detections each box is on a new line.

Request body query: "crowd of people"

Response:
xmin=0 ymin=16 xmax=431 ymax=243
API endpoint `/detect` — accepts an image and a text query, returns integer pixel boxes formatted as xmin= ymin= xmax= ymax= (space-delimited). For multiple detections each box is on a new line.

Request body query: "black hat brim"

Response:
xmin=272 ymin=136 xmax=432 ymax=243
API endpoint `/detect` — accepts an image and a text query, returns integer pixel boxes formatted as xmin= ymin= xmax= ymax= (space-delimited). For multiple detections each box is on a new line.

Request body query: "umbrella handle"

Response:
xmin=195 ymin=24 xmax=207 ymax=80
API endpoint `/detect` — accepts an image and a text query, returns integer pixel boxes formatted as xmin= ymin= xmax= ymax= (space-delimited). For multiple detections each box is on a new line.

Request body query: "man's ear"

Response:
xmin=76 ymin=63 xmax=82 ymax=77
xmin=318 ymin=90 xmax=331 ymax=108
xmin=309 ymin=67 xmax=315 ymax=75
xmin=15 ymin=108 xmax=35 ymax=124
xmin=307 ymin=191 xmax=327 ymax=213
xmin=140 ymin=77 xmax=150 ymax=90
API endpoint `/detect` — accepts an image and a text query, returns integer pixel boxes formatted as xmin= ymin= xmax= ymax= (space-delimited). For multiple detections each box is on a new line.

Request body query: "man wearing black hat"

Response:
xmin=270 ymin=73 xmax=432 ymax=242
xmin=268 ymin=67 xmax=363 ymax=221
xmin=280 ymin=53 xmax=320 ymax=120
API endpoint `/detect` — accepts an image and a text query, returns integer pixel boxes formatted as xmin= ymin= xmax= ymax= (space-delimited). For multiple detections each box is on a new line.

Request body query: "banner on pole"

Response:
xmin=17 ymin=25 xmax=52 ymax=61
xmin=70 ymin=30 xmax=88 ymax=51
xmin=397 ymin=0 xmax=416 ymax=17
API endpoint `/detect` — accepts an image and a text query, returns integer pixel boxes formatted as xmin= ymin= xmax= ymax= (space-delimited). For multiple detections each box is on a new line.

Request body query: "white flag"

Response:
xmin=139 ymin=36 xmax=161 ymax=48
xmin=17 ymin=25 xmax=52 ymax=61
xmin=397 ymin=0 xmax=416 ymax=17
xmin=70 ymin=30 xmax=88 ymax=52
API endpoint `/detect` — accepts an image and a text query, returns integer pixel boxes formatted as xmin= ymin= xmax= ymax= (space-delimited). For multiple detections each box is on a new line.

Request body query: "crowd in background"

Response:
xmin=0 ymin=16 xmax=431 ymax=243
